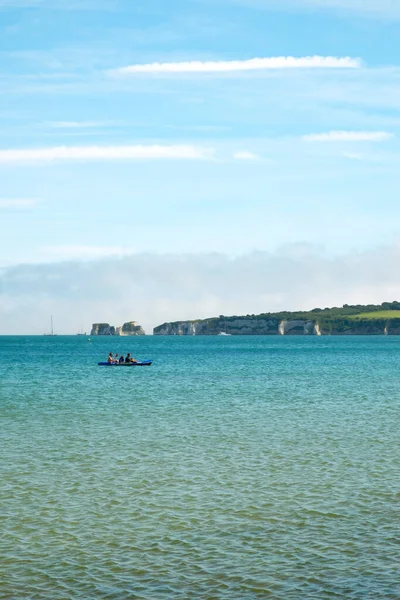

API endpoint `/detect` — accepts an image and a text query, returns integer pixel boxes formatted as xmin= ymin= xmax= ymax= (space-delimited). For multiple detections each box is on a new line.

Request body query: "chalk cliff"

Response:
xmin=154 ymin=317 xmax=282 ymax=336
xmin=153 ymin=303 xmax=400 ymax=336
xmin=91 ymin=321 xmax=145 ymax=336
xmin=116 ymin=322 xmax=146 ymax=336
xmin=153 ymin=317 xmax=398 ymax=336
xmin=91 ymin=323 xmax=116 ymax=336
xmin=154 ymin=318 xmax=323 ymax=336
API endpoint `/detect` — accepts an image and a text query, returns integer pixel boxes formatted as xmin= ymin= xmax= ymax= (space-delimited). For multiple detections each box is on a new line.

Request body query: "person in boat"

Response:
xmin=125 ymin=353 xmax=138 ymax=364
xmin=119 ymin=355 xmax=125 ymax=363
xmin=108 ymin=352 xmax=116 ymax=363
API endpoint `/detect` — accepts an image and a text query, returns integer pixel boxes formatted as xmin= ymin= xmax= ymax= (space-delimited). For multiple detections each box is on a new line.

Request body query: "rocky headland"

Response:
xmin=91 ymin=321 xmax=146 ymax=336
xmin=153 ymin=302 xmax=400 ymax=336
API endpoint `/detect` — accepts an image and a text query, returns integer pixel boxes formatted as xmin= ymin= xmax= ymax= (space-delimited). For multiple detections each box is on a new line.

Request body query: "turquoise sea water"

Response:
xmin=1 ymin=335 xmax=399 ymax=599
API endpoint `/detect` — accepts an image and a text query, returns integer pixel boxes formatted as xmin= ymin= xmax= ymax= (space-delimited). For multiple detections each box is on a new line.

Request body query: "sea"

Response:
xmin=1 ymin=335 xmax=399 ymax=599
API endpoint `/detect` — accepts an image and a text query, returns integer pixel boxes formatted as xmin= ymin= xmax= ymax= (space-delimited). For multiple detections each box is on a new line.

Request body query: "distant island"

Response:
xmin=91 ymin=321 xmax=146 ymax=336
xmin=153 ymin=302 xmax=400 ymax=336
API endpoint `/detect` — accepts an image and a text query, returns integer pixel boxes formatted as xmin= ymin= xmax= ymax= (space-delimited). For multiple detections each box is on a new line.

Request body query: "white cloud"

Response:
xmin=48 ymin=121 xmax=111 ymax=129
xmin=0 ymin=0 xmax=115 ymax=9
xmin=303 ymin=131 xmax=394 ymax=142
xmin=2 ymin=244 xmax=400 ymax=334
xmin=304 ymin=0 xmax=398 ymax=12
xmin=234 ymin=151 xmax=261 ymax=160
xmin=343 ymin=152 xmax=365 ymax=161
xmin=237 ymin=0 xmax=400 ymax=18
xmin=0 ymin=145 xmax=214 ymax=164
xmin=41 ymin=246 xmax=136 ymax=260
xmin=0 ymin=198 xmax=40 ymax=209
xmin=114 ymin=56 xmax=361 ymax=75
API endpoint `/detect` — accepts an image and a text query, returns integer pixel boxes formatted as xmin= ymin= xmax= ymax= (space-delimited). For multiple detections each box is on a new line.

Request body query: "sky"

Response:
xmin=1 ymin=0 xmax=400 ymax=333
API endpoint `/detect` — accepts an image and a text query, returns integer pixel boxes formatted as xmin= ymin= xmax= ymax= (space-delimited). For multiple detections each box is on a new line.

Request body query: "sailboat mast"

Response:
xmin=51 ymin=315 xmax=54 ymax=336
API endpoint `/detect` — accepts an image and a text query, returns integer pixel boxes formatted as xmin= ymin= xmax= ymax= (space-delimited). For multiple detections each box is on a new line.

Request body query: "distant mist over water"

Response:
xmin=2 ymin=243 xmax=400 ymax=334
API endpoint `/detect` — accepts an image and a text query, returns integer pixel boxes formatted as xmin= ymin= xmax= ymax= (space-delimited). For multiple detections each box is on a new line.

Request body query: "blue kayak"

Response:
xmin=98 ymin=360 xmax=153 ymax=367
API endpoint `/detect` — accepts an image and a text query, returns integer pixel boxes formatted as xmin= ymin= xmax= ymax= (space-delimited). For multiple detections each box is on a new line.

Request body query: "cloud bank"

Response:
xmin=0 ymin=145 xmax=214 ymax=163
xmin=115 ymin=56 xmax=361 ymax=75
xmin=2 ymin=244 xmax=400 ymax=334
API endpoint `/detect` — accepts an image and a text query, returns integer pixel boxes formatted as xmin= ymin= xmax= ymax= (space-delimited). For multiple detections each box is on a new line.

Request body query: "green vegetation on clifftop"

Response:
xmin=239 ymin=301 xmax=400 ymax=323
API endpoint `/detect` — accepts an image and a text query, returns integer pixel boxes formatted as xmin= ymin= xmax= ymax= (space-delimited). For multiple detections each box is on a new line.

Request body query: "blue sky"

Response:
xmin=1 ymin=0 xmax=400 ymax=333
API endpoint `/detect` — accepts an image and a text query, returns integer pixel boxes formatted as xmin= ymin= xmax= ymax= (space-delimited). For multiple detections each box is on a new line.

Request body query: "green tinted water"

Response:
xmin=1 ymin=336 xmax=399 ymax=598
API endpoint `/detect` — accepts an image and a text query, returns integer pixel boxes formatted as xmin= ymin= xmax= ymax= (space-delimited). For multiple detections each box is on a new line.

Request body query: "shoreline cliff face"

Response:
xmin=153 ymin=304 xmax=400 ymax=336
xmin=153 ymin=317 xmax=400 ymax=336
xmin=91 ymin=321 xmax=146 ymax=336
xmin=154 ymin=317 xmax=282 ymax=336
